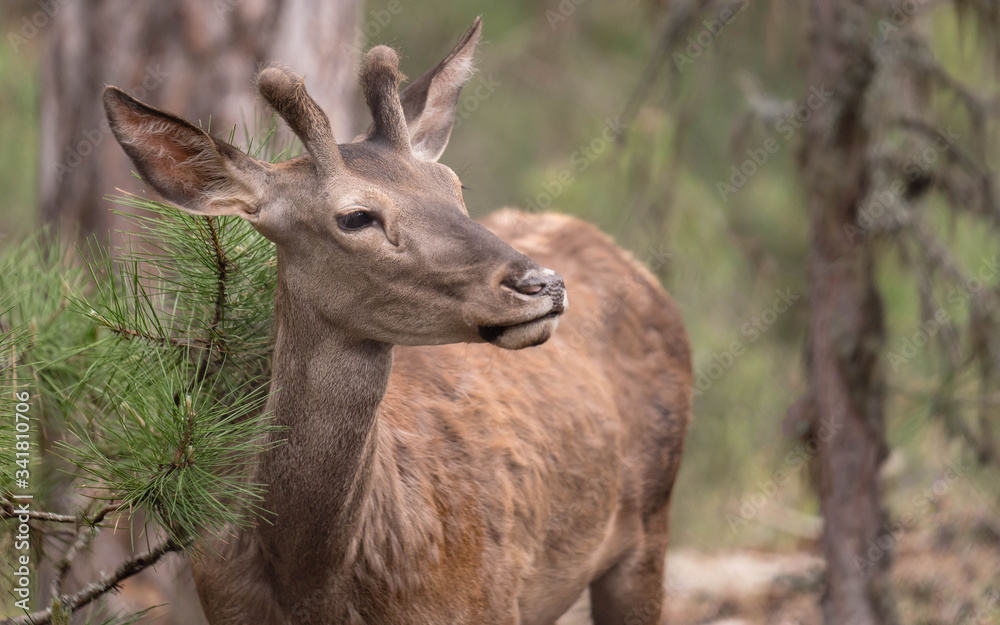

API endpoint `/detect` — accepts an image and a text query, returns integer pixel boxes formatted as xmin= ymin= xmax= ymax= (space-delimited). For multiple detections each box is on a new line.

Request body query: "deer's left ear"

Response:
xmin=399 ymin=16 xmax=482 ymax=162
xmin=103 ymin=86 xmax=271 ymax=220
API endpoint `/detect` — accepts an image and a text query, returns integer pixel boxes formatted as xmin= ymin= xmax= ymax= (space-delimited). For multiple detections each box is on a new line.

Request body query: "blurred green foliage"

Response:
xmin=0 ymin=9 xmax=39 ymax=241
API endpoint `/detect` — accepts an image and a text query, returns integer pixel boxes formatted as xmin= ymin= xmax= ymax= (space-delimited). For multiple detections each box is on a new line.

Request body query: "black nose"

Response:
xmin=503 ymin=268 xmax=566 ymax=310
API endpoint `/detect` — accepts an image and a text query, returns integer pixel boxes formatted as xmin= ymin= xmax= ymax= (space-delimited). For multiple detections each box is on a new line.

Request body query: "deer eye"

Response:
xmin=337 ymin=210 xmax=375 ymax=231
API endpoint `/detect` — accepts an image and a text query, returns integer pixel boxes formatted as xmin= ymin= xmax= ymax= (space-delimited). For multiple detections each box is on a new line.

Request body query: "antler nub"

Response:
xmin=360 ymin=46 xmax=411 ymax=153
xmin=256 ymin=66 xmax=343 ymax=172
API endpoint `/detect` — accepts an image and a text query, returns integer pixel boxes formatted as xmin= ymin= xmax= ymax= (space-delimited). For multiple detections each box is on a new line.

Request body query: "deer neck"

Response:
xmin=254 ymin=271 xmax=393 ymax=585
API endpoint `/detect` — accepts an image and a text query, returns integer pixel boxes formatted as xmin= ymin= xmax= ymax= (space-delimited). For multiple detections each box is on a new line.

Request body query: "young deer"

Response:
xmin=103 ymin=17 xmax=691 ymax=625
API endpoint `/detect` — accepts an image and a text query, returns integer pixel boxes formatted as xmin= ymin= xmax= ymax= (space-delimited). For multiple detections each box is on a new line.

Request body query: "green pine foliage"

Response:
xmin=0 ymin=116 xmax=295 ymax=620
xmin=0 ymin=299 xmax=19 ymax=500
xmin=1 ymin=233 xmax=96 ymax=497
xmin=1 ymin=173 xmax=282 ymax=550
xmin=67 ymin=195 xmax=281 ymax=539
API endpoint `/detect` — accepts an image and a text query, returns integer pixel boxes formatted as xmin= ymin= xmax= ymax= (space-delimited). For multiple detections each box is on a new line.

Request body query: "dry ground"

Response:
xmin=557 ymin=510 xmax=1000 ymax=624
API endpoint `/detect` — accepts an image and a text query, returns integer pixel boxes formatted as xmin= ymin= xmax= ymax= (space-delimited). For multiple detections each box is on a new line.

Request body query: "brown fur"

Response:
xmin=359 ymin=46 xmax=411 ymax=151
xmin=103 ymin=18 xmax=691 ymax=625
xmin=256 ymin=66 xmax=341 ymax=172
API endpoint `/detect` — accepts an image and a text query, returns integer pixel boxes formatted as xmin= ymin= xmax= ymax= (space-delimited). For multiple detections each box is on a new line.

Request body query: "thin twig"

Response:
xmin=4 ymin=538 xmax=186 ymax=625
xmin=1 ymin=504 xmax=75 ymax=524
xmin=203 ymin=216 xmax=229 ymax=340
xmin=194 ymin=216 xmax=231 ymax=382
xmin=51 ymin=503 xmax=122 ymax=599
xmin=894 ymin=115 xmax=1000 ymax=223
xmin=895 ymin=116 xmax=992 ymax=182
xmin=3 ymin=498 xmax=125 ymax=608
xmin=90 ymin=310 xmax=212 ymax=349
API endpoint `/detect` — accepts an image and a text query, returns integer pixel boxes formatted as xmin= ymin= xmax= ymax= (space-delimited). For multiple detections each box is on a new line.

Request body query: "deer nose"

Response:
xmin=503 ymin=268 xmax=567 ymax=309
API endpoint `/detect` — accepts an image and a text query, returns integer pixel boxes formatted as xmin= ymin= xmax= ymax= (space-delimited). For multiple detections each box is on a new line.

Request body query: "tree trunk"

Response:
xmin=40 ymin=0 xmax=359 ymax=239
xmin=799 ymin=1 xmax=896 ymax=623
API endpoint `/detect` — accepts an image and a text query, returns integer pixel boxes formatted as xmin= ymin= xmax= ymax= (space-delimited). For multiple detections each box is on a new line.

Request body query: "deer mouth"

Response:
xmin=476 ymin=269 xmax=567 ymax=349
xmin=477 ymin=308 xmax=563 ymax=350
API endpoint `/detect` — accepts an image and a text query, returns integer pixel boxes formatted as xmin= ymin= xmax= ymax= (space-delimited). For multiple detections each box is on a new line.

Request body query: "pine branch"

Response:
xmin=2 ymin=496 xmax=124 ymax=606
xmin=0 ymin=505 xmax=75 ymax=524
xmin=905 ymin=219 xmax=1000 ymax=315
xmin=168 ymin=395 xmax=197 ymax=471
xmin=88 ymin=310 xmax=212 ymax=350
xmin=194 ymin=215 xmax=231 ymax=382
xmin=0 ymin=500 xmax=119 ymax=525
xmin=2 ymin=138 xmax=279 ymax=625
xmin=3 ymin=538 xmax=186 ymax=625
xmin=51 ymin=503 xmax=122 ymax=599
xmin=897 ymin=116 xmax=1000 ymax=224
xmin=203 ymin=216 xmax=228 ymax=338
xmin=925 ymin=58 xmax=998 ymax=121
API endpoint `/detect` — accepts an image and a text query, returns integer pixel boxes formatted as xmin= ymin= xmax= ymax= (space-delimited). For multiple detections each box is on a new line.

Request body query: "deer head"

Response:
xmin=102 ymin=17 xmax=565 ymax=350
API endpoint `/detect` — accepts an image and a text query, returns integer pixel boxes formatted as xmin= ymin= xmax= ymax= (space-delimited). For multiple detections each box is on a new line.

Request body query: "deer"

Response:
xmin=102 ymin=17 xmax=691 ymax=625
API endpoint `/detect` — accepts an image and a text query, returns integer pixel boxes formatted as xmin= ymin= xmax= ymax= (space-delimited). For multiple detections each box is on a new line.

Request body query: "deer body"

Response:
xmin=104 ymin=18 xmax=690 ymax=625
xmin=192 ymin=210 xmax=690 ymax=625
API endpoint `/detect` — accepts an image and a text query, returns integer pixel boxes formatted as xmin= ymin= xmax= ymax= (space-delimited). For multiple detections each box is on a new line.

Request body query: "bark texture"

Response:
xmin=799 ymin=1 xmax=896 ymax=623
xmin=40 ymin=0 xmax=359 ymax=238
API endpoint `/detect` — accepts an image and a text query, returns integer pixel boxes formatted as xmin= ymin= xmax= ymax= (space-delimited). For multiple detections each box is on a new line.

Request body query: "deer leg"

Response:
xmin=588 ymin=527 xmax=670 ymax=625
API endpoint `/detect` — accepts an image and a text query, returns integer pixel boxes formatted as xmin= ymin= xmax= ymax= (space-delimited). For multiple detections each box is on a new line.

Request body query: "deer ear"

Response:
xmin=399 ymin=16 xmax=482 ymax=162
xmin=103 ymin=86 xmax=269 ymax=219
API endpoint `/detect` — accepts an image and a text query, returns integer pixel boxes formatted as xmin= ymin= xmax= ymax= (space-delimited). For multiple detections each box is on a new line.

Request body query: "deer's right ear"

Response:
xmin=103 ymin=86 xmax=269 ymax=220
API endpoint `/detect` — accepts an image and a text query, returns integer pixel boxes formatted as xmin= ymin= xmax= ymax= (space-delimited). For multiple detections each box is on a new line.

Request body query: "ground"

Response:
xmin=557 ymin=510 xmax=1000 ymax=624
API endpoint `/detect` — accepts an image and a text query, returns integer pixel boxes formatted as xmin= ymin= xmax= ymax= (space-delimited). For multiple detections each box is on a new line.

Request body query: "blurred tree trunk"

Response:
xmin=39 ymin=0 xmax=360 ymax=239
xmin=799 ymin=1 xmax=896 ymax=624
xmin=36 ymin=2 xmax=359 ymax=622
